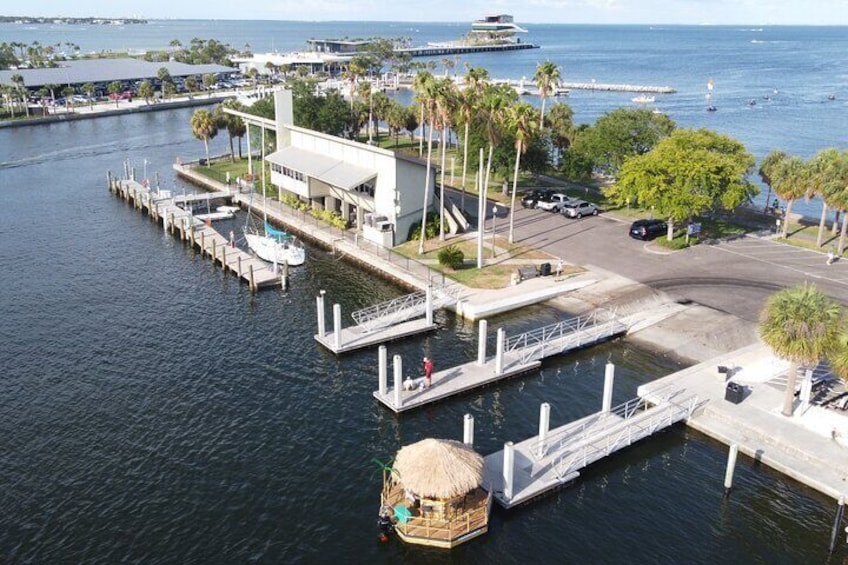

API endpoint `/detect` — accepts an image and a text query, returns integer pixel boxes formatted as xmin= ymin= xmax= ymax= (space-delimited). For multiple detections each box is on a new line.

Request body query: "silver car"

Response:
xmin=562 ymin=200 xmax=599 ymax=218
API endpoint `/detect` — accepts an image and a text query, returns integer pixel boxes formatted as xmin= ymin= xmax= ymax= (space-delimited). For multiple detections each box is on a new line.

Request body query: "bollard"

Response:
xmin=463 ymin=414 xmax=475 ymax=446
xmin=829 ymin=495 xmax=845 ymax=553
xmin=378 ymin=346 xmax=388 ymax=396
xmin=393 ymin=355 xmax=403 ymax=409
xmin=426 ymin=284 xmax=433 ymax=326
xmin=724 ymin=443 xmax=739 ymax=497
xmin=537 ymin=403 xmax=550 ymax=457
xmin=503 ymin=441 xmax=515 ymax=502
xmin=477 ymin=320 xmax=488 ymax=365
xmin=333 ymin=304 xmax=342 ymax=350
xmin=602 ymin=363 xmax=615 ymax=414
xmin=495 ymin=328 xmax=505 ymax=375
xmin=316 ymin=291 xmax=326 ymax=337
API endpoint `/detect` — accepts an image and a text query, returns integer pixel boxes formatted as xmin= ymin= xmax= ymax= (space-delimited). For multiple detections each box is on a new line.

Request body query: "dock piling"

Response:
xmin=333 ymin=304 xmax=342 ymax=350
xmin=724 ymin=443 xmax=739 ymax=496
xmin=237 ymin=255 xmax=242 ymax=278
xmin=201 ymin=232 xmax=206 ymax=257
xmin=537 ymin=403 xmax=551 ymax=457
xmin=378 ymin=346 xmax=388 ymax=396
xmin=393 ymin=355 xmax=403 ymax=409
xmin=426 ymin=284 xmax=433 ymax=326
xmin=477 ymin=320 xmax=488 ymax=365
xmin=316 ymin=291 xmax=326 ymax=337
xmin=503 ymin=441 xmax=515 ymax=502
xmin=602 ymin=363 xmax=615 ymax=413
xmin=212 ymin=239 xmax=217 ymax=263
xmin=495 ymin=328 xmax=505 ymax=375
xmin=463 ymin=414 xmax=475 ymax=447
xmin=829 ymin=495 xmax=845 ymax=552
xmin=249 ymin=264 xmax=255 ymax=292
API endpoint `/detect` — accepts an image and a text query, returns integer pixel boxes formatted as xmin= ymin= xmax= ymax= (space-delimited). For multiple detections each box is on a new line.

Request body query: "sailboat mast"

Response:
xmin=261 ymin=125 xmax=267 ymax=224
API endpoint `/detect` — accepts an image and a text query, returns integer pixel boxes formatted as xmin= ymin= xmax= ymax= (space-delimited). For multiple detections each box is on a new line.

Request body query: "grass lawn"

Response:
xmin=394 ymin=235 xmax=583 ymax=288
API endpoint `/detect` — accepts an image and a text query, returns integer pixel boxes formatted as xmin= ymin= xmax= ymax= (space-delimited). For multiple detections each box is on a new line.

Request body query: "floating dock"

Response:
xmin=397 ymin=42 xmax=538 ymax=57
xmin=108 ymin=175 xmax=285 ymax=290
xmin=481 ymin=365 xmax=698 ymax=508
xmin=374 ymin=311 xmax=628 ymax=413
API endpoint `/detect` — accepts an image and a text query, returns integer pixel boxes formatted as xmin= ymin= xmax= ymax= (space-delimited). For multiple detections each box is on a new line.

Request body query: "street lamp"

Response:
xmin=492 ymin=205 xmax=498 ymax=258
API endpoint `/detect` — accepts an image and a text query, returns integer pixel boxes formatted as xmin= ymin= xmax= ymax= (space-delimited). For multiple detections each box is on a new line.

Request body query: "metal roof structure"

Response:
xmin=0 ymin=59 xmax=235 ymax=88
xmin=267 ymin=146 xmax=377 ymax=190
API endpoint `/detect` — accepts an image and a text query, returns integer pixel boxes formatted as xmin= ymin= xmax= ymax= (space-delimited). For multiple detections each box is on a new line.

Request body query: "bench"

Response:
xmin=517 ymin=266 xmax=538 ymax=281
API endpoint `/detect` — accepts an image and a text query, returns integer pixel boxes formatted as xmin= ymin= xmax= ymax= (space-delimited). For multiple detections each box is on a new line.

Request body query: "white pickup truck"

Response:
xmin=536 ymin=193 xmax=574 ymax=212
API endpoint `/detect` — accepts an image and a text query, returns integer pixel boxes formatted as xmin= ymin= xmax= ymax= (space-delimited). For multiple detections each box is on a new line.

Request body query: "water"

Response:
xmin=1 ymin=23 xmax=845 ymax=563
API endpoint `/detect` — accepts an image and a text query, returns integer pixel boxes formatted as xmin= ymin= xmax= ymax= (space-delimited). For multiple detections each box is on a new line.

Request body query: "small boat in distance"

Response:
xmin=632 ymin=94 xmax=655 ymax=104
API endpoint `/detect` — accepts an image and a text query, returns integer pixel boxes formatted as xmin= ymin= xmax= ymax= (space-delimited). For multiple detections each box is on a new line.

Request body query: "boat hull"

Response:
xmin=244 ymin=232 xmax=306 ymax=266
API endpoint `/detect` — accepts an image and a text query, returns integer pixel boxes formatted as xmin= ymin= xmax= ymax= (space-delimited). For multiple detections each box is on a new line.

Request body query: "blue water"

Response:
xmin=1 ymin=22 xmax=846 ymax=563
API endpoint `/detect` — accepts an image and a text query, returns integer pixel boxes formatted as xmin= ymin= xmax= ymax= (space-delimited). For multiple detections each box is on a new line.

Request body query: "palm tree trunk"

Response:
xmin=816 ymin=203 xmax=828 ymax=247
xmin=782 ymin=361 xmax=799 ymax=417
xmin=461 ymin=121 xmax=469 ymax=211
xmin=781 ymin=199 xmax=794 ymax=238
xmin=418 ymin=117 xmax=435 ymax=255
xmin=762 ymin=186 xmax=772 ymax=215
xmin=484 ymin=145 xmax=494 ymax=205
xmin=509 ymin=144 xmax=521 ymax=244
xmin=439 ymin=127 xmax=447 ymax=241
xmin=834 ymin=210 xmax=841 ymax=234
xmin=539 ymin=95 xmax=546 ymax=129
xmin=229 ymin=134 xmax=235 ymax=162
xmin=203 ymin=138 xmax=210 ymax=166
xmin=418 ymin=105 xmax=425 ymax=157
xmin=839 ymin=212 xmax=848 ymax=255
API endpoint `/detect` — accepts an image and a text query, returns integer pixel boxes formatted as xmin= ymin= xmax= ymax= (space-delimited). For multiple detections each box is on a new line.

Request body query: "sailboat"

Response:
xmin=706 ymin=78 xmax=717 ymax=112
xmin=243 ymin=125 xmax=306 ymax=267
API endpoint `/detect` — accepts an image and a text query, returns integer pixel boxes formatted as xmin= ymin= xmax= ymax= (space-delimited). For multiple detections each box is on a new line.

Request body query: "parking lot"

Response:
xmin=508 ymin=202 xmax=848 ymax=323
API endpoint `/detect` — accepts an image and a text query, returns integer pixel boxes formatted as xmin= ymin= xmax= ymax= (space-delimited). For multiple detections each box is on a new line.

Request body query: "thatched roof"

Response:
xmin=393 ymin=438 xmax=483 ymax=500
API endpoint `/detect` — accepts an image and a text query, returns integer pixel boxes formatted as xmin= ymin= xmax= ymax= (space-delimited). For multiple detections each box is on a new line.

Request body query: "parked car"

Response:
xmin=521 ymin=189 xmax=553 ymax=209
xmin=629 ymin=219 xmax=668 ymax=240
xmin=536 ymin=193 xmax=574 ymax=212
xmin=562 ymin=200 xmax=599 ymax=218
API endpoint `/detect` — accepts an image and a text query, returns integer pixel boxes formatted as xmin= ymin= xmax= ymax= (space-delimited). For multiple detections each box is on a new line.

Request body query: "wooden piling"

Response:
xmin=724 ymin=443 xmax=739 ymax=497
xmin=237 ymin=255 xmax=242 ymax=278
xmin=829 ymin=495 xmax=845 ymax=552
xmin=107 ymin=171 xmax=113 ymax=191
xmin=201 ymin=232 xmax=205 ymax=257
xmin=249 ymin=264 xmax=255 ymax=292
xmin=212 ymin=239 xmax=217 ymax=264
xmin=222 ymin=247 xmax=227 ymax=274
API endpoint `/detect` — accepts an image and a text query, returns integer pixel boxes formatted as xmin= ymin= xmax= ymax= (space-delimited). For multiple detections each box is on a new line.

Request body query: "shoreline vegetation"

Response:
xmin=0 ymin=16 xmax=147 ymax=24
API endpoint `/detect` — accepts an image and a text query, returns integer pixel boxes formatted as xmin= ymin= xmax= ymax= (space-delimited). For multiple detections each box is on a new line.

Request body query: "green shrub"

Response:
xmin=407 ymin=213 xmax=440 ymax=241
xmin=281 ymin=193 xmax=309 ymax=212
xmin=438 ymin=245 xmax=465 ymax=269
xmin=310 ymin=208 xmax=347 ymax=229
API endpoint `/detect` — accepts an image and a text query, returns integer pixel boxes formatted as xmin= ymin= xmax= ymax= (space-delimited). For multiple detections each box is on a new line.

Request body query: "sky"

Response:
xmin=10 ymin=0 xmax=848 ymax=25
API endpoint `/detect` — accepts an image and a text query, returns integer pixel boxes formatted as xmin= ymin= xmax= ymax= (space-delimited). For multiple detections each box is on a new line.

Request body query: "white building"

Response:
xmin=228 ymin=89 xmax=433 ymax=247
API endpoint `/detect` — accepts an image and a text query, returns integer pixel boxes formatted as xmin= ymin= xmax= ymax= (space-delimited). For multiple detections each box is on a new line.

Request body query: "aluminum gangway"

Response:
xmin=351 ymin=285 xmax=459 ymax=333
xmin=503 ymin=309 xmax=628 ymax=367
xmin=482 ymin=370 xmax=698 ymax=508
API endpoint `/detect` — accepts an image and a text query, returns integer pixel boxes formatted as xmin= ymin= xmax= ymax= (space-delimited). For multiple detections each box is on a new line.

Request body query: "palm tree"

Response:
xmin=533 ymin=61 xmax=561 ymax=129
xmin=107 ymin=80 xmax=123 ymax=108
xmin=190 ymin=109 xmax=218 ymax=166
xmin=808 ymin=148 xmax=841 ymax=248
xmin=10 ymin=73 xmax=28 ymax=117
xmin=455 ymin=86 xmax=478 ymax=210
xmin=434 ymin=78 xmax=457 ymax=240
xmin=764 ymin=152 xmax=807 ymax=239
xmin=464 ymin=66 xmax=489 ymax=96
xmin=138 ymin=80 xmax=154 ymax=104
xmin=412 ymin=71 xmax=434 ymax=157
xmin=759 ymin=283 xmax=842 ymax=417
xmin=827 ymin=151 xmax=848 ymax=255
xmin=508 ymin=102 xmax=539 ymax=243
xmin=61 ymin=85 xmax=74 ymax=113
xmin=545 ymin=102 xmax=575 ymax=165
xmin=82 ymin=82 xmax=96 ymax=109
xmin=478 ymin=84 xmax=516 ymax=205
xmin=416 ymin=73 xmax=439 ymax=254
xmin=217 ymin=99 xmax=246 ymax=162
xmin=758 ymin=149 xmax=788 ymax=215
xmin=185 ymin=76 xmax=198 ymax=99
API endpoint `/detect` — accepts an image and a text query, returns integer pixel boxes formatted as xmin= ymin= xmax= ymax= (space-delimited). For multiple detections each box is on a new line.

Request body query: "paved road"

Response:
xmin=507 ymin=205 xmax=848 ymax=323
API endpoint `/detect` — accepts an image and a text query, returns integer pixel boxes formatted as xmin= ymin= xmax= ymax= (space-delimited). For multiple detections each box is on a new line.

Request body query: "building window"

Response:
xmin=271 ymin=163 xmax=304 ymax=182
xmin=353 ymin=180 xmax=375 ymax=198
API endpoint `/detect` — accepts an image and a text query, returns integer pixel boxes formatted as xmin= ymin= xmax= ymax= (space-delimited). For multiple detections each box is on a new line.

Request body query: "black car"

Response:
xmin=521 ymin=189 xmax=553 ymax=209
xmin=629 ymin=219 xmax=667 ymax=240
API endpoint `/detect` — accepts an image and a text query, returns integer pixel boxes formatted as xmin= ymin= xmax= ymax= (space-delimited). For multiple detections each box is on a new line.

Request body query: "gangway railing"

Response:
xmin=531 ymin=389 xmax=697 ymax=480
xmin=504 ymin=310 xmax=627 ymax=365
xmin=351 ymin=285 xmax=459 ymax=333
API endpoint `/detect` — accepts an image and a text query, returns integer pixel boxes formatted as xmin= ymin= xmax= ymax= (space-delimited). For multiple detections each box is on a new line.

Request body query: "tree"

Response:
xmin=412 ymin=70 xmax=434 ymax=157
xmin=758 ymin=149 xmax=788 ymax=215
xmin=573 ymin=108 xmax=675 ymax=176
xmin=61 ymin=85 xmax=74 ymax=112
xmin=107 ymin=80 xmax=123 ymax=108
xmin=10 ymin=73 xmax=28 ymax=117
xmin=138 ymin=80 xmax=154 ymax=104
xmin=807 ymin=149 xmax=842 ymax=248
xmin=416 ymin=72 xmax=438 ymax=254
xmin=533 ymin=60 xmax=561 ymax=129
xmin=434 ymin=77 xmax=457 ymax=240
xmin=767 ymin=153 xmax=808 ymax=239
xmin=507 ymin=102 xmax=539 ymax=243
xmin=824 ymin=151 xmax=848 ymax=255
xmin=546 ymin=102 xmax=575 ymax=163
xmin=759 ymin=284 xmax=842 ymax=417
xmin=190 ymin=109 xmax=218 ymax=165
xmin=202 ymin=73 xmax=217 ymax=97
xmin=385 ymin=101 xmax=408 ymax=146
xmin=185 ymin=76 xmax=198 ymax=99
xmin=82 ymin=82 xmax=96 ymax=109
xmin=217 ymin=99 xmax=247 ymax=161
xmin=607 ymin=128 xmax=756 ymax=240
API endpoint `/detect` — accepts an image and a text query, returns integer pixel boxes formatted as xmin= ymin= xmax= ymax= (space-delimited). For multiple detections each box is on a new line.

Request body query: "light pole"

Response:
xmin=492 ymin=205 xmax=498 ymax=258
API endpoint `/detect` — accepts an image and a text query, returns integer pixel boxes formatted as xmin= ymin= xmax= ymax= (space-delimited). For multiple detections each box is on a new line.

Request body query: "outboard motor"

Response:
xmin=377 ymin=505 xmax=394 ymax=543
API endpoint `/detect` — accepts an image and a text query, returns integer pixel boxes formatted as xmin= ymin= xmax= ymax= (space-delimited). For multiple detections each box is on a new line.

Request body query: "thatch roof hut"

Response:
xmin=393 ymin=438 xmax=483 ymax=500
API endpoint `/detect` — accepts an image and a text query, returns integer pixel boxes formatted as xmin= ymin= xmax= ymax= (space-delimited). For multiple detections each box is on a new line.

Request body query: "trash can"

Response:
xmin=725 ymin=382 xmax=744 ymax=404
xmin=540 ymin=262 xmax=552 ymax=276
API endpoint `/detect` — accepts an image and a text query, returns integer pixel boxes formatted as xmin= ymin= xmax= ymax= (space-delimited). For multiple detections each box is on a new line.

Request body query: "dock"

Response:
xmin=397 ymin=42 xmax=538 ymax=58
xmin=314 ymin=286 xmax=459 ymax=354
xmin=481 ymin=364 xmax=698 ymax=509
xmin=373 ymin=310 xmax=628 ymax=413
xmin=108 ymin=175 xmax=284 ymax=290
xmin=487 ymin=78 xmax=676 ymax=95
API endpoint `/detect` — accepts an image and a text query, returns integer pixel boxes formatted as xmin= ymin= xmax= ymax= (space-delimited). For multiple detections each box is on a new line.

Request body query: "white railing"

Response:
xmin=505 ymin=310 xmax=627 ymax=365
xmin=351 ymin=285 xmax=459 ymax=333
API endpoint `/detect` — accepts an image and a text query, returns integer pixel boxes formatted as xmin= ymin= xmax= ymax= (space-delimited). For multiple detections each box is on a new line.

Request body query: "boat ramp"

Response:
xmin=373 ymin=310 xmax=628 ymax=413
xmin=108 ymin=175 xmax=285 ymax=290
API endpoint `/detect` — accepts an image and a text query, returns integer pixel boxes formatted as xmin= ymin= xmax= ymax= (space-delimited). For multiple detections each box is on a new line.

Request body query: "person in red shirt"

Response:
xmin=423 ymin=357 xmax=433 ymax=388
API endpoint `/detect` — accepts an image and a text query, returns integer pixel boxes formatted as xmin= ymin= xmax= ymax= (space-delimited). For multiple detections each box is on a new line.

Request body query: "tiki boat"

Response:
xmin=378 ymin=438 xmax=492 ymax=548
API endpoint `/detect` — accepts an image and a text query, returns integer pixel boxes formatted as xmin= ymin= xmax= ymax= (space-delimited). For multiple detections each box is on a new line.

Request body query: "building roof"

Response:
xmin=0 ymin=58 xmax=235 ymax=88
xmin=267 ymin=146 xmax=376 ymax=190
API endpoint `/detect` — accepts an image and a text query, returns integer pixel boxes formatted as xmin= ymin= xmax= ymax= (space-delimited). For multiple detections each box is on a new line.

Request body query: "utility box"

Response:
xmin=725 ymin=382 xmax=745 ymax=404
xmin=540 ymin=262 xmax=552 ymax=276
